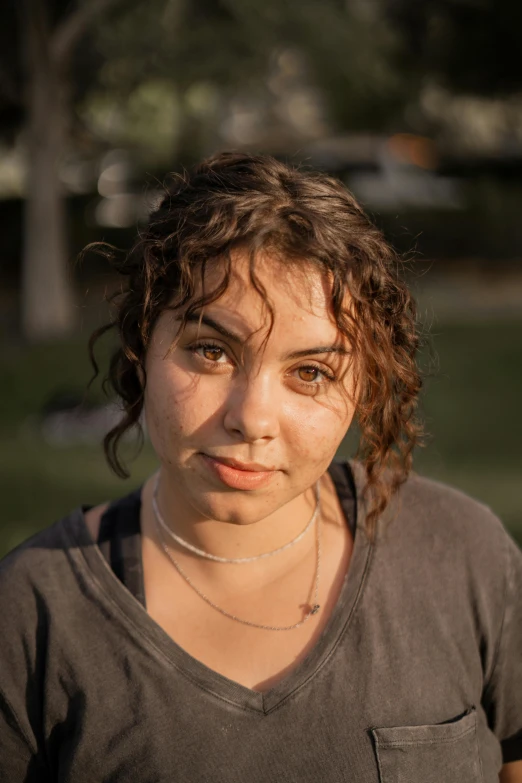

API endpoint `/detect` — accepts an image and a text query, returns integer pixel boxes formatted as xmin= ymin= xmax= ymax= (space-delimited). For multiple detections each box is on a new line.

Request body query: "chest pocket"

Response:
xmin=371 ymin=708 xmax=483 ymax=783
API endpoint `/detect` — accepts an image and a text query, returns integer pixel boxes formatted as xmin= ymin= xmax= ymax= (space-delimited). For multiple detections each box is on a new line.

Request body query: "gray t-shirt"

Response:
xmin=0 ymin=461 xmax=521 ymax=782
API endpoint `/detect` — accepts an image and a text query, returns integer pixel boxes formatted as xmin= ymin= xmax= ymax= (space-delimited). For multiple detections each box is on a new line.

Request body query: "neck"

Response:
xmin=143 ymin=470 xmax=321 ymax=564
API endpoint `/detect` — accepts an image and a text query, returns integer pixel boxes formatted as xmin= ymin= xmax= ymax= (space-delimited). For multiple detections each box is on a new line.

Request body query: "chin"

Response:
xmin=189 ymin=487 xmax=281 ymax=527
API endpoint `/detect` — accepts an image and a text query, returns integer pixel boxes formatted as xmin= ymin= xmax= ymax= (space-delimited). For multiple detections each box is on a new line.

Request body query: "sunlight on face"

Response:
xmin=144 ymin=251 xmax=356 ymax=525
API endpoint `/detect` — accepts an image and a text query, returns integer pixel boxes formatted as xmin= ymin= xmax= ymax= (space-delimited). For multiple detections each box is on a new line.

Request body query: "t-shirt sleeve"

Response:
xmin=482 ymin=530 xmax=522 ymax=763
xmin=0 ymin=690 xmax=49 ymax=781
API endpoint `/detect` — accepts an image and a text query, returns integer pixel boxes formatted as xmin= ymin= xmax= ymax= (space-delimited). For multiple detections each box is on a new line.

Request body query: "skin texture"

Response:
xmin=143 ymin=252 xmax=356 ymax=559
xmin=134 ymin=252 xmax=356 ymax=690
xmin=500 ymin=761 xmax=522 ymax=782
xmin=87 ymin=252 xmax=356 ymax=691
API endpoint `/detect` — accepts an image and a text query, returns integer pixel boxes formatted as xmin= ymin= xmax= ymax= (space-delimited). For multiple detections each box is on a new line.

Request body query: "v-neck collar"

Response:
xmin=62 ymin=460 xmax=374 ymax=714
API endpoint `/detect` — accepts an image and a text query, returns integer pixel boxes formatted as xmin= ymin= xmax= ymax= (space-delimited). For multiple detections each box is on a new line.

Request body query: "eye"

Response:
xmin=190 ymin=341 xmax=229 ymax=364
xmin=295 ymin=365 xmax=335 ymax=385
xmin=298 ymin=367 xmax=321 ymax=383
xmin=201 ymin=345 xmax=224 ymax=362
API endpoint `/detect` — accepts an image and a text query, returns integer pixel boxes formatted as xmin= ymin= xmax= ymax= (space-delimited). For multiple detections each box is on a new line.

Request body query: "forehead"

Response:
xmin=196 ymin=250 xmax=340 ymax=337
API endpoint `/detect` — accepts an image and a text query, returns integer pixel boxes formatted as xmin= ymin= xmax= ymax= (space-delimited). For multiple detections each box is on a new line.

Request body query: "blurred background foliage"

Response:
xmin=0 ymin=0 xmax=521 ymax=556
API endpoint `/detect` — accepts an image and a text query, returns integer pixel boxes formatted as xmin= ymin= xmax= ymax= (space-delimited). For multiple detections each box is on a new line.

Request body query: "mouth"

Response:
xmin=206 ymin=455 xmax=276 ymax=472
xmin=200 ymin=453 xmax=278 ymax=490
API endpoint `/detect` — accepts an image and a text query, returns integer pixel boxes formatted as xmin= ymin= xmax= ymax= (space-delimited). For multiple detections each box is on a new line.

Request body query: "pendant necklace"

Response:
xmin=152 ymin=480 xmax=322 ymax=632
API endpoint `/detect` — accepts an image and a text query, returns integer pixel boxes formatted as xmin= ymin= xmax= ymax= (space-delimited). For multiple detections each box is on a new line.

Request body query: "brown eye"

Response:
xmin=298 ymin=367 xmax=320 ymax=383
xmin=202 ymin=346 xmax=223 ymax=361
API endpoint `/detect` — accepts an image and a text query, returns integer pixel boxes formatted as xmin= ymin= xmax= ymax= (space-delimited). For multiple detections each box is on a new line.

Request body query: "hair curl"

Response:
xmin=88 ymin=151 xmax=423 ymax=538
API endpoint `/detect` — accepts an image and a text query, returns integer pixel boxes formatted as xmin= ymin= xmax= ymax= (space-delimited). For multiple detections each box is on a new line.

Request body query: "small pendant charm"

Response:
xmin=311 ymin=604 xmax=320 ymax=615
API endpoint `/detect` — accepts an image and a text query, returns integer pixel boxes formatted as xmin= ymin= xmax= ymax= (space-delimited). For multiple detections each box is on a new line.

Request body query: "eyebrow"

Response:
xmin=184 ymin=311 xmax=351 ymax=359
xmin=185 ymin=312 xmax=243 ymax=343
xmin=284 ymin=346 xmax=351 ymax=360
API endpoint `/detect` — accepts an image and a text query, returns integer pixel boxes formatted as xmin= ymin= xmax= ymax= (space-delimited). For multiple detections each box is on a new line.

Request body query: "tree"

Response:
xmin=2 ymin=0 xmax=290 ymax=339
xmin=0 ymin=0 xmax=126 ymax=340
xmin=0 ymin=0 xmax=413 ymax=341
xmin=22 ymin=0 xmax=131 ymax=340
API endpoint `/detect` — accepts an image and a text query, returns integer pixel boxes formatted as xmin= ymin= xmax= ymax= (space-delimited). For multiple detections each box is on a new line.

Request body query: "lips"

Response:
xmin=207 ymin=456 xmax=275 ymax=472
xmin=200 ymin=454 xmax=278 ymax=490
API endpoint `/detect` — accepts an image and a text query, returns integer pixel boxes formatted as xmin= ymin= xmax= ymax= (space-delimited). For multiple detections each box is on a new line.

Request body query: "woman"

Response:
xmin=0 ymin=152 xmax=520 ymax=782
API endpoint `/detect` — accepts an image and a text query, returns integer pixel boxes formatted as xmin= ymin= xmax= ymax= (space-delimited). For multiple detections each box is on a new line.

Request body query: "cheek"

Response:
xmin=283 ymin=396 xmax=354 ymax=464
xmin=144 ymin=364 xmax=226 ymax=457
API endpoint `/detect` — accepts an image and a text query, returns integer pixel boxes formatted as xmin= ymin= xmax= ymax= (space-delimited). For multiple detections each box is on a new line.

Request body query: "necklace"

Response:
xmin=152 ymin=475 xmax=320 ymax=564
xmin=153 ymin=485 xmax=322 ymax=632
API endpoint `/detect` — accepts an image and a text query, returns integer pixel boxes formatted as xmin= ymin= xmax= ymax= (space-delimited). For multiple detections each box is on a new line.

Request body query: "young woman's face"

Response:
xmin=144 ymin=252 xmax=356 ymax=525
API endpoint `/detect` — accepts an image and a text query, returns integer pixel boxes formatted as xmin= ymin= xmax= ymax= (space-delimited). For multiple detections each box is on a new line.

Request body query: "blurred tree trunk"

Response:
xmin=19 ymin=0 xmax=123 ymax=341
xmin=21 ymin=1 xmax=73 ymax=340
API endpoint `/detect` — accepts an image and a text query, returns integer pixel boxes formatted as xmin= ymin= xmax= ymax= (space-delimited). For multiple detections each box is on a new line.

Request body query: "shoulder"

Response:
xmin=381 ymin=471 xmax=519 ymax=612
xmin=396 ymin=471 xmax=507 ymax=548
xmin=0 ymin=500 xmax=123 ymax=685
xmin=84 ymin=502 xmax=110 ymax=542
xmin=0 ymin=506 xmax=109 ymax=746
xmin=349 ymin=459 xmax=507 ymax=549
xmin=0 ymin=513 xmax=85 ymax=692
xmin=349 ymin=460 xmax=518 ymax=600
xmin=0 ymin=499 xmax=115 ymax=627
xmin=0 ymin=493 xmax=134 ymax=620
xmin=0 ymin=512 xmax=81 ymax=607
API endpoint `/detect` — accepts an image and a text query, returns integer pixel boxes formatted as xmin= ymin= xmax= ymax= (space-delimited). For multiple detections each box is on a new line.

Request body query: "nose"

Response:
xmin=223 ymin=371 xmax=280 ymax=443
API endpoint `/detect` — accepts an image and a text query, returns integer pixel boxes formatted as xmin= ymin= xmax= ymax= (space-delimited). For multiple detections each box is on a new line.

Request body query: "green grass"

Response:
xmin=0 ymin=336 xmax=110 ymax=435
xmin=1 ymin=319 xmax=521 ymax=558
xmin=412 ymin=319 xmax=522 ymax=539
xmin=0 ymin=436 xmax=159 ymax=554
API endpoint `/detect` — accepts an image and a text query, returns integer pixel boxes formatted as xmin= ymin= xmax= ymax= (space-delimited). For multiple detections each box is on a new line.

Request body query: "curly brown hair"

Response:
xmin=89 ymin=151 xmax=423 ymax=538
